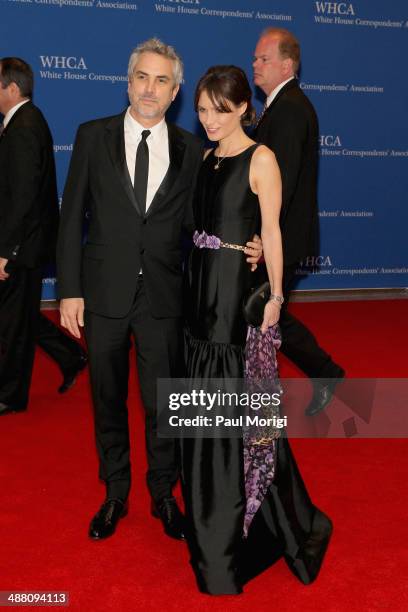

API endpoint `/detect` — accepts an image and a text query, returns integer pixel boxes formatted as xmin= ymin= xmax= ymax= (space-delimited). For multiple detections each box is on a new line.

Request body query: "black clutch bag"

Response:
xmin=243 ymin=281 xmax=271 ymax=327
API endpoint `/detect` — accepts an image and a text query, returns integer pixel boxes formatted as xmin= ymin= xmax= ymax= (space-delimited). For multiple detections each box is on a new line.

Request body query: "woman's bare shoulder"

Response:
xmin=252 ymin=143 xmax=277 ymax=165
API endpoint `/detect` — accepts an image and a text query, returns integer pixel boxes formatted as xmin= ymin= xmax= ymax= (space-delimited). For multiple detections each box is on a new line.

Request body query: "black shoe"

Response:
xmin=89 ymin=498 xmax=128 ymax=540
xmin=151 ymin=497 xmax=186 ymax=541
xmin=305 ymin=370 xmax=345 ymax=417
xmin=58 ymin=354 xmax=88 ymax=394
xmin=0 ymin=402 xmax=26 ymax=416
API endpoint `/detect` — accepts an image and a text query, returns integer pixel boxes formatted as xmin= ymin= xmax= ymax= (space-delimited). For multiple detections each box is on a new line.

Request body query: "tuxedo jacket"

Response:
xmin=254 ymin=79 xmax=319 ymax=267
xmin=0 ymin=101 xmax=59 ymax=267
xmin=57 ymin=111 xmax=203 ymax=319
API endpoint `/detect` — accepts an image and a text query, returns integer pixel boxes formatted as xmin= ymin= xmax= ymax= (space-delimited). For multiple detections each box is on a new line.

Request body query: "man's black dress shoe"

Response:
xmin=151 ymin=497 xmax=186 ymax=540
xmin=58 ymin=354 xmax=88 ymax=394
xmin=0 ymin=402 xmax=26 ymax=416
xmin=89 ymin=498 xmax=128 ymax=540
xmin=305 ymin=369 xmax=345 ymax=417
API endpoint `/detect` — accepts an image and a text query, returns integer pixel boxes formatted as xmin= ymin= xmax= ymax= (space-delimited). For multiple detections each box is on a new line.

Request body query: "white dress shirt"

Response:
xmin=124 ymin=107 xmax=169 ymax=212
xmin=2 ymin=99 xmax=30 ymax=128
xmin=266 ymin=76 xmax=295 ymax=108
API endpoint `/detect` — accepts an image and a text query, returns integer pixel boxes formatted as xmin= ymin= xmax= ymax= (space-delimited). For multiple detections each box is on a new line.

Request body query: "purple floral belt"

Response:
xmin=193 ymin=230 xmax=246 ymax=252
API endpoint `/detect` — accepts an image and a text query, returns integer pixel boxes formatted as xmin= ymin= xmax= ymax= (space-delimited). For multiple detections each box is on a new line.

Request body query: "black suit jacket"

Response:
xmin=0 ymin=101 xmax=59 ymax=267
xmin=57 ymin=112 xmax=203 ymax=319
xmin=254 ymin=79 xmax=319 ymax=266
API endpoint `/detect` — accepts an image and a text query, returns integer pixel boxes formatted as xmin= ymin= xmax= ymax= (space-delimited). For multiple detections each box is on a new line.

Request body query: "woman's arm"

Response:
xmin=249 ymin=145 xmax=283 ymax=333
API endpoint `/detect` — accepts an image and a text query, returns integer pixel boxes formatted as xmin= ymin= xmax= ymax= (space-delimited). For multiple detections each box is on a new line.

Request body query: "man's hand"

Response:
xmin=60 ymin=298 xmax=85 ymax=339
xmin=0 ymin=258 xmax=10 ymax=281
xmin=244 ymin=234 xmax=263 ymax=272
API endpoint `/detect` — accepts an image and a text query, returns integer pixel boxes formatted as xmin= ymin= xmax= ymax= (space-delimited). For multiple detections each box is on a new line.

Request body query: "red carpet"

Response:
xmin=1 ymin=300 xmax=407 ymax=611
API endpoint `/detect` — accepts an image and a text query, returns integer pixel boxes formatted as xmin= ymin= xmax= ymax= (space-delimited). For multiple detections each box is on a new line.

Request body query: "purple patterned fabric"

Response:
xmin=243 ymin=324 xmax=282 ymax=537
xmin=243 ymin=443 xmax=276 ymax=537
xmin=193 ymin=230 xmax=221 ymax=249
xmin=245 ymin=324 xmax=281 ymax=381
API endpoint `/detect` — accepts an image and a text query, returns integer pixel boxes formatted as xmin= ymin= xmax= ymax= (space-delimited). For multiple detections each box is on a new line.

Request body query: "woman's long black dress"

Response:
xmin=181 ymin=146 xmax=332 ymax=595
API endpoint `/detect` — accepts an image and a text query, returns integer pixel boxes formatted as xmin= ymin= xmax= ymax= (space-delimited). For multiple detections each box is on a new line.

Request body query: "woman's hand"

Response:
xmin=260 ymin=300 xmax=281 ymax=334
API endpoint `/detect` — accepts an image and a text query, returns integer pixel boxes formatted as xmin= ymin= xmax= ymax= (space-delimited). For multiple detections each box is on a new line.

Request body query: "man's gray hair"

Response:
xmin=128 ymin=38 xmax=184 ymax=85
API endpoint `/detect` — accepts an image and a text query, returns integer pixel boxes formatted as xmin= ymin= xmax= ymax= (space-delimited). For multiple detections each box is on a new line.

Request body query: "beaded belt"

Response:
xmin=193 ymin=230 xmax=245 ymax=252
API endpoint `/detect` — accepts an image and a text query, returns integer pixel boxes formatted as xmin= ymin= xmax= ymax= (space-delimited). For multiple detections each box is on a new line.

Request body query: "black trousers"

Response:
xmin=279 ymin=264 xmax=341 ymax=378
xmin=37 ymin=311 xmax=84 ymax=373
xmin=0 ymin=265 xmax=43 ymax=409
xmin=84 ymin=278 xmax=182 ymax=502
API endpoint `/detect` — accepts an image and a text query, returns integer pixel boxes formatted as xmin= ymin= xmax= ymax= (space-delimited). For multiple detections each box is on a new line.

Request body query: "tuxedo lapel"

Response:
xmin=146 ymin=122 xmax=186 ymax=218
xmin=104 ymin=112 xmax=141 ymax=215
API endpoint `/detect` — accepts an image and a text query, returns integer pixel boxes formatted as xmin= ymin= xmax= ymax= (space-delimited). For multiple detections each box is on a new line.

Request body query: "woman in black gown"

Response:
xmin=181 ymin=66 xmax=332 ymax=595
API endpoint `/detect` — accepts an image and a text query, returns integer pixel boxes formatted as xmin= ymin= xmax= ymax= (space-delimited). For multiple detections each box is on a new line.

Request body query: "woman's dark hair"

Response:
xmin=0 ymin=57 xmax=33 ymax=98
xmin=194 ymin=65 xmax=256 ymax=126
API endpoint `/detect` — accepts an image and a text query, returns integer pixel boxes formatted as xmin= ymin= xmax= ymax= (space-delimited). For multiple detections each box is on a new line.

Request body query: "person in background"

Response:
xmin=0 ymin=57 xmax=87 ymax=417
xmin=253 ymin=28 xmax=344 ymax=416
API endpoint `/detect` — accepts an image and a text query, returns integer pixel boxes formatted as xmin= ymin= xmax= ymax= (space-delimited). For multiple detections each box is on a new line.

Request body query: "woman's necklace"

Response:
xmin=214 ymin=144 xmax=251 ymax=170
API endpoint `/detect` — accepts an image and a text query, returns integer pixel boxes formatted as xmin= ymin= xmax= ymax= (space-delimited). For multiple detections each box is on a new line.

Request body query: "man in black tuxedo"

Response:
xmin=57 ymin=39 xmax=205 ymax=542
xmin=253 ymin=29 xmax=344 ymax=415
xmin=0 ymin=58 xmax=59 ymax=414
xmin=0 ymin=58 xmax=88 ymax=416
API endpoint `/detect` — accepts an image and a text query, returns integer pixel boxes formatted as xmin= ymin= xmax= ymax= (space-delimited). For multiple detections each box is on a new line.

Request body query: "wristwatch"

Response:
xmin=269 ymin=294 xmax=284 ymax=306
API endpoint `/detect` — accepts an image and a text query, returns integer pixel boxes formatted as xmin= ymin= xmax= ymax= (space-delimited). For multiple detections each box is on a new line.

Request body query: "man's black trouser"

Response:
xmin=84 ymin=278 xmax=182 ymax=503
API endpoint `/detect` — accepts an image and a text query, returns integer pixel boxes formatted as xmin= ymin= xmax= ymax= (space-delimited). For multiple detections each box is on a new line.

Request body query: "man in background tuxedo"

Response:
xmin=0 ymin=57 xmax=87 ymax=416
xmin=253 ymin=29 xmax=344 ymax=415
xmin=57 ymin=39 xmax=205 ymax=542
